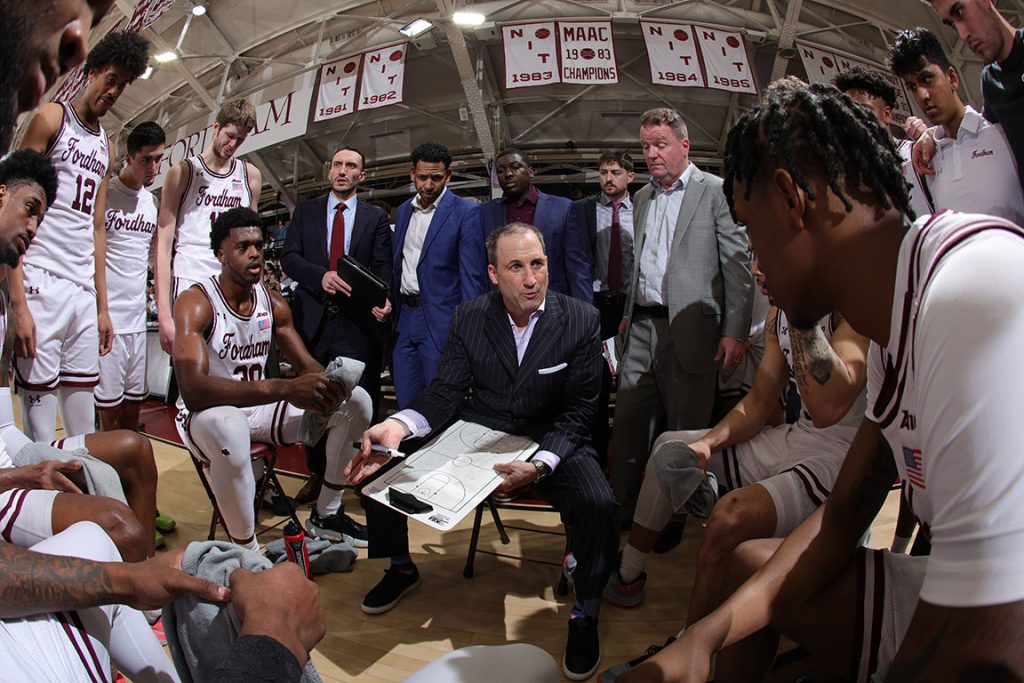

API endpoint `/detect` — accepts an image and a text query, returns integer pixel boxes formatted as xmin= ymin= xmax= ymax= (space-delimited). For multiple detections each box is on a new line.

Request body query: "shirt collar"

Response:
xmin=502 ymin=184 xmax=539 ymax=206
xmin=328 ymin=192 xmax=357 ymax=214
xmin=649 ymin=162 xmax=693 ymax=193
xmin=935 ymin=105 xmax=983 ymax=144
xmin=412 ymin=186 xmax=447 ymax=212
xmin=506 ymin=297 xmax=546 ymax=328
xmin=598 ymin=193 xmax=632 ymax=209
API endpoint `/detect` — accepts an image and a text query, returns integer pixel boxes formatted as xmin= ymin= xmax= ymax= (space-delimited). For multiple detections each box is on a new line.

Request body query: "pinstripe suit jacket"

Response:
xmin=408 ymin=290 xmax=602 ymax=461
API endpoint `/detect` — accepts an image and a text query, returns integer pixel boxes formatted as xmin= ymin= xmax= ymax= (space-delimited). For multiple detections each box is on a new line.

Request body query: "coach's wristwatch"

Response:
xmin=532 ymin=459 xmax=552 ymax=482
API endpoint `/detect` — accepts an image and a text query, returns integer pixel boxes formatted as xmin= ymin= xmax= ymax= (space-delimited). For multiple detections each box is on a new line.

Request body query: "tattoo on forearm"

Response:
xmin=0 ymin=545 xmax=115 ymax=618
xmin=790 ymin=325 xmax=835 ymax=387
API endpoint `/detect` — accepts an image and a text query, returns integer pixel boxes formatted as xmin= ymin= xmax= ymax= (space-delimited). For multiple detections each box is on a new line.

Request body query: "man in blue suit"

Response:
xmin=391 ymin=142 xmax=487 ymax=408
xmin=482 ymin=148 xmax=593 ymax=303
xmin=280 ymin=145 xmax=392 ymax=532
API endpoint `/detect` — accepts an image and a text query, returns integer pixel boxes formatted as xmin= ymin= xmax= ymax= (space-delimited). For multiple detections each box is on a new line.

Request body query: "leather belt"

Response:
xmin=633 ymin=304 xmax=669 ymax=318
xmin=401 ymin=293 xmax=422 ymax=307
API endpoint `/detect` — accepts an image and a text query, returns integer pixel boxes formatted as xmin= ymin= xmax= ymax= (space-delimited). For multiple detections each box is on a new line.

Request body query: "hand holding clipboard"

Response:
xmin=331 ymin=255 xmax=390 ymax=322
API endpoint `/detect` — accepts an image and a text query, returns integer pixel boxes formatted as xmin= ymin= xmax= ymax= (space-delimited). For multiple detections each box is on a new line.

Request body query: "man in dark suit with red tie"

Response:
xmin=482 ymin=148 xmax=593 ymax=303
xmin=573 ymin=151 xmax=636 ymax=467
xmin=347 ymin=223 xmax=618 ymax=680
xmin=280 ymin=146 xmax=392 ymax=514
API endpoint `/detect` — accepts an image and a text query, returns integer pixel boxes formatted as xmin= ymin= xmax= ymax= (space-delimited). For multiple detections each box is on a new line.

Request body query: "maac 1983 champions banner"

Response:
xmin=358 ymin=43 xmax=407 ymax=111
xmin=640 ymin=21 xmax=706 ymax=89
xmin=312 ymin=55 xmax=362 ymax=122
xmin=559 ymin=21 xmax=617 ymax=84
xmin=695 ymin=26 xmax=756 ymax=94
xmin=503 ymin=22 xmax=561 ymax=88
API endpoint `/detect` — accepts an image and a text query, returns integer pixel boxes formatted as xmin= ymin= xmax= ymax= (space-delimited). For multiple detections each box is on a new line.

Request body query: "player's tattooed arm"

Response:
xmin=787 ymin=318 xmax=870 ymax=428
xmin=0 ymin=544 xmax=228 ymax=619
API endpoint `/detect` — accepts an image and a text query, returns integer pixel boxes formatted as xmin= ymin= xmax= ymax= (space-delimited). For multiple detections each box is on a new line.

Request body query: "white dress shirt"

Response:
xmin=400 ymin=187 xmax=447 ymax=296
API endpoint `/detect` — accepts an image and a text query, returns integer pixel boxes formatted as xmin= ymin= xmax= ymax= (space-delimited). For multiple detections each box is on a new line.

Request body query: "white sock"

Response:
xmin=319 ymin=387 xmax=373 ymax=518
xmin=58 ymin=386 xmax=96 ymax=437
xmin=20 ymin=389 xmax=58 ymax=441
xmin=620 ymin=543 xmax=649 ymax=584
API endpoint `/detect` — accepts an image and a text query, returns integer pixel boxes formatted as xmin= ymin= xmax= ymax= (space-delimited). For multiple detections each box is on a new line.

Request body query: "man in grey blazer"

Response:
xmin=610 ymin=108 xmax=753 ymax=512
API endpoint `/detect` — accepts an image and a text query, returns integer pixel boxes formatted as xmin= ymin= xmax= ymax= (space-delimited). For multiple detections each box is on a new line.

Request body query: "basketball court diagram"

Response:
xmin=363 ymin=420 xmax=538 ymax=530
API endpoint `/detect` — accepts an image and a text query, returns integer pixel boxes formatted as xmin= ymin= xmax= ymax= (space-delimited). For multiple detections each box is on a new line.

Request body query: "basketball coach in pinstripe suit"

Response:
xmin=347 ymin=222 xmax=618 ymax=680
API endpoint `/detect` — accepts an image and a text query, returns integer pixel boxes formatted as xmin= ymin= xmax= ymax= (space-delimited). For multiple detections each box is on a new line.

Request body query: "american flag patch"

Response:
xmin=902 ymin=447 xmax=925 ymax=489
xmin=258 ymin=318 xmax=270 ymax=331
xmin=231 ymin=178 xmax=243 ymax=187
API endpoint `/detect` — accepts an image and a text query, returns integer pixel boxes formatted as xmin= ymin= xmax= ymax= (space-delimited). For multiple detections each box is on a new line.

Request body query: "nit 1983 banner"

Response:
xmin=502 ymin=22 xmax=561 ymax=88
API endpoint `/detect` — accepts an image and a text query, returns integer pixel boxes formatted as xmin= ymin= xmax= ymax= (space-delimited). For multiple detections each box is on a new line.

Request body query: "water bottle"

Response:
xmin=283 ymin=520 xmax=312 ymax=579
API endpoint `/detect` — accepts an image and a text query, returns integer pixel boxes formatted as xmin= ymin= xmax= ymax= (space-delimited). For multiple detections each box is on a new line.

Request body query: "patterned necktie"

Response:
xmin=608 ymin=201 xmax=623 ymax=293
xmin=329 ymin=203 xmax=346 ymax=269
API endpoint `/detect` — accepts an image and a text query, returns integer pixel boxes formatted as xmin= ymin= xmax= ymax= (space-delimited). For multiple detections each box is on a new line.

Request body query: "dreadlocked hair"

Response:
xmin=724 ymin=80 xmax=915 ymax=222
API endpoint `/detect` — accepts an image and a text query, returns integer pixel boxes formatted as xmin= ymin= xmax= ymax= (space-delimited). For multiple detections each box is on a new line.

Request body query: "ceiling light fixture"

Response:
xmin=453 ymin=11 xmax=485 ymax=27
xmin=191 ymin=3 xmax=207 ymax=16
xmin=154 ymin=50 xmax=178 ymax=63
xmin=400 ymin=18 xmax=433 ymax=38
xmin=140 ymin=65 xmax=154 ymax=79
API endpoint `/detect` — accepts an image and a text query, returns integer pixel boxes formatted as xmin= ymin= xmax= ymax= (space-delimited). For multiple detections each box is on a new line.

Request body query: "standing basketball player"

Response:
xmin=11 ymin=31 xmax=150 ymax=442
xmin=173 ymin=207 xmax=372 ymax=552
xmin=96 ymin=122 xmax=165 ymax=432
xmin=155 ymin=97 xmax=262 ymax=353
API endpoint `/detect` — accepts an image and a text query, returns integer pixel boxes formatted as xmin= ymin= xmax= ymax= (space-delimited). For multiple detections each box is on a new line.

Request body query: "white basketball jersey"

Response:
xmin=176 ymin=277 xmax=273 ymax=413
xmin=26 ymin=103 xmax=109 ymax=290
xmin=173 ymin=156 xmax=252 ymax=283
xmin=103 ymin=176 xmax=157 ymax=333
xmin=868 ymin=211 xmax=1024 ymax=531
xmin=776 ymin=310 xmax=866 ymax=444
xmin=0 ymin=292 xmax=10 ymax=469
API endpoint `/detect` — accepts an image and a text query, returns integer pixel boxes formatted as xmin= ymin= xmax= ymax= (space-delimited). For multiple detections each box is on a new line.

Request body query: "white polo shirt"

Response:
xmin=929 ymin=106 xmax=1024 ymax=225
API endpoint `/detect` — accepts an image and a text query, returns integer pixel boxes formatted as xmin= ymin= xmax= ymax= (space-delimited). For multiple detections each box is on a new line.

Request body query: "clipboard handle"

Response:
xmin=388 ymin=487 xmax=433 ymax=515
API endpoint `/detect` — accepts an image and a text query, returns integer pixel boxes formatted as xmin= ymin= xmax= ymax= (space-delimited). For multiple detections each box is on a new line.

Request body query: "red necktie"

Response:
xmin=329 ymin=203 xmax=346 ymax=269
xmin=608 ymin=201 xmax=623 ymax=293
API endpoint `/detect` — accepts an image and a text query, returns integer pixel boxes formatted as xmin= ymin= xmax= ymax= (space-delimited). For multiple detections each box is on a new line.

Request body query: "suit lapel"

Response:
xmin=671 ymin=166 xmax=705 ymax=252
xmin=316 ymin=195 xmax=330 ymax=265
xmin=393 ymin=200 xmax=413 ymax=277
xmin=349 ymin=198 xmax=370 ymax=253
xmin=483 ymin=294 xmax=518 ymax=380
xmin=514 ymin=295 xmax=564 ymax=392
xmin=419 ymin=191 xmax=454 ymax=265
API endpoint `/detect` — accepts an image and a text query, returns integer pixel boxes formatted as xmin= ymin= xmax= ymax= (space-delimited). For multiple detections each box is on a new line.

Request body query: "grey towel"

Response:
xmin=649 ymin=440 xmax=720 ymax=518
xmin=297 ymin=356 xmax=366 ymax=446
xmin=264 ymin=537 xmax=357 ymax=575
xmin=13 ymin=441 xmax=127 ymax=504
xmin=163 ymin=541 xmax=322 ymax=683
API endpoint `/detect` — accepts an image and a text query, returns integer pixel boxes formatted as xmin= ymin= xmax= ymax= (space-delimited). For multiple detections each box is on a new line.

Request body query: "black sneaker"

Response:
xmin=361 ymin=564 xmax=421 ymax=614
xmin=305 ymin=507 xmax=369 ymax=548
xmin=564 ymin=615 xmax=601 ymax=680
xmin=598 ymin=636 xmax=676 ymax=681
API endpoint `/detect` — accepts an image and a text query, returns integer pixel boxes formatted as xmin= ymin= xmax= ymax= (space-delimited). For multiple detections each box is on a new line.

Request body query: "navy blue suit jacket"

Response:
xmin=481 ymin=189 xmax=593 ymax=303
xmin=409 ymin=291 xmax=601 ymax=461
xmin=392 ymin=190 xmax=488 ymax=351
xmin=280 ymin=194 xmax=392 ymax=346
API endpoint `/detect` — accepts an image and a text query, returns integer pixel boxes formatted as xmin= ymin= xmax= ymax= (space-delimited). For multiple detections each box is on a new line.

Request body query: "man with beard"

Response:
xmin=11 ymin=30 xmax=149 ymax=442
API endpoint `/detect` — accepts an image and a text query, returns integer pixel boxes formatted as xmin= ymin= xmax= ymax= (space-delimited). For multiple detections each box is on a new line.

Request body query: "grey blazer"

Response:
xmin=625 ymin=164 xmax=752 ymax=373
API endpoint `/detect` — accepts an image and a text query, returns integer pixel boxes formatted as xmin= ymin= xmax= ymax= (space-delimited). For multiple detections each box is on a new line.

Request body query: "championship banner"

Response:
xmin=796 ymin=41 xmax=916 ymax=121
xmin=502 ymin=22 xmax=560 ymax=89
xmin=694 ymin=26 xmax=756 ymax=94
xmin=640 ymin=21 xmax=706 ymax=88
xmin=125 ymin=0 xmax=175 ymax=32
xmin=558 ymin=21 xmax=617 ymax=85
xmin=358 ymin=43 xmax=407 ymax=111
xmin=312 ymin=55 xmax=362 ymax=122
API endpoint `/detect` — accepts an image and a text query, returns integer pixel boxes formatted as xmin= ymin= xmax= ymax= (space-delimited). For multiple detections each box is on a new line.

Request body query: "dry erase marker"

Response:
xmin=352 ymin=442 xmax=405 ymax=458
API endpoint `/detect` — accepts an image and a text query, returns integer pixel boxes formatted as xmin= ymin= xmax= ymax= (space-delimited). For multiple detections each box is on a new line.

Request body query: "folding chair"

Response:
xmin=189 ymin=441 xmax=302 ymax=541
xmin=463 ymin=491 xmax=571 ymax=596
